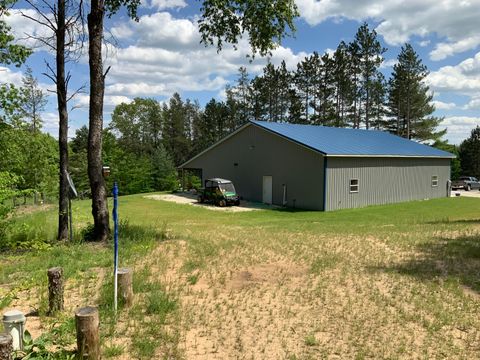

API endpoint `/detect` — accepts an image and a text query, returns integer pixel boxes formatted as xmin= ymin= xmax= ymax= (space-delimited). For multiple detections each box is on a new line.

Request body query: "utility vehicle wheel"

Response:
xmin=234 ymin=200 xmax=240 ymax=206
xmin=218 ymin=200 xmax=227 ymax=207
xmin=466 ymin=184 xmax=471 ymax=191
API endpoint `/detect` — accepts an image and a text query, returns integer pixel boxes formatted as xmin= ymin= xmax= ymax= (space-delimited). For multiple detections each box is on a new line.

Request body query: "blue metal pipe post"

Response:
xmin=113 ymin=182 xmax=119 ymax=312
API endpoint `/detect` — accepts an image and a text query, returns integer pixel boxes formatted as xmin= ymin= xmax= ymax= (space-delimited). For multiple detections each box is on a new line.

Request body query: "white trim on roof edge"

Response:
xmin=327 ymin=154 xmax=455 ymax=158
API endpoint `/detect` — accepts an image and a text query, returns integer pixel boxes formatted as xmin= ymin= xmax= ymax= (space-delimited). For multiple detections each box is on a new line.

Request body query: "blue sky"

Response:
xmin=3 ymin=0 xmax=480 ymax=144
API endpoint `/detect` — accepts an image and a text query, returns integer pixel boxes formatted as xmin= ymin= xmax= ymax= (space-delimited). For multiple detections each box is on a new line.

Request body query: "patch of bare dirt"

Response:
xmin=227 ymin=262 xmax=308 ymax=290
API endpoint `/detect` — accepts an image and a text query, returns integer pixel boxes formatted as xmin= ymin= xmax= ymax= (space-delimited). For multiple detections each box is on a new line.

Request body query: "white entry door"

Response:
xmin=262 ymin=176 xmax=273 ymax=204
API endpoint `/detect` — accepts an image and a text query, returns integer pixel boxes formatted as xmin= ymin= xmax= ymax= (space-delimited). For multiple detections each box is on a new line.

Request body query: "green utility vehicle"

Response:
xmin=197 ymin=178 xmax=240 ymax=207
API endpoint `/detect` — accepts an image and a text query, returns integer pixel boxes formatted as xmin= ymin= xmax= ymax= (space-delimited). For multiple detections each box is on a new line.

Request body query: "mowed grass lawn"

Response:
xmin=1 ymin=194 xmax=480 ymax=359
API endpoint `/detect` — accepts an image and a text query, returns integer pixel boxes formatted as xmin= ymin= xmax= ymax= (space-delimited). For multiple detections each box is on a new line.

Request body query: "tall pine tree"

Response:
xmin=387 ymin=43 xmax=446 ymax=141
xmin=162 ymin=93 xmax=191 ymax=165
xmin=353 ymin=22 xmax=386 ymax=129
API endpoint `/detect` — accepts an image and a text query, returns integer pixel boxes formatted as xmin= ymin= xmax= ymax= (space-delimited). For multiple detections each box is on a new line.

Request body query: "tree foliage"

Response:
xmin=0 ymin=83 xmax=25 ymax=126
xmin=388 ymin=44 xmax=446 ymax=141
xmin=0 ymin=126 xmax=58 ymax=197
xmin=199 ymin=0 xmax=299 ymax=56
xmin=459 ymin=126 xmax=480 ymax=179
xmin=20 ymin=67 xmax=48 ymax=132
xmin=0 ymin=0 xmax=32 ymax=66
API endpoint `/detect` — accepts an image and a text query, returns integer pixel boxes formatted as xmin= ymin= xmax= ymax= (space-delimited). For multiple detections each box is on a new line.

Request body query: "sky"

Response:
xmin=2 ymin=0 xmax=480 ymax=144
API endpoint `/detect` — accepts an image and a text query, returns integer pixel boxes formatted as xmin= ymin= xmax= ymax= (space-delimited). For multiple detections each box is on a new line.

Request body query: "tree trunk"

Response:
xmin=87 ymin=0 xmax=110 ymax=242
xmin=365 ymin=76 xmax=370 ymax=129
xmin=47 ymin=267 xmax=64 ymax=314
xmin=0 ymin=334 xmax=13 ymax=360
xmin=75 ymin=306 xmax=100 ymax=360
xmin=117 ymin=268 xmax=133 ymax=307
xmin=57 ymin=0 xmax=69 ymax=241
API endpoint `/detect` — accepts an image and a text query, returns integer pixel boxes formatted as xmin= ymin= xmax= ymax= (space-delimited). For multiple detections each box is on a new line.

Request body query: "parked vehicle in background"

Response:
xmin=197 ymin=178 xmax=240 ymax=206
xmin=451 ymin=176 xmax=480 ymax=191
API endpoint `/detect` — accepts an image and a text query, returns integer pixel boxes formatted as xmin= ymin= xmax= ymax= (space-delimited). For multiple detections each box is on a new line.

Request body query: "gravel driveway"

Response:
xmin=450 ymin=189 xmax=480 ymax=198
xmin=144 ymin=193 xmax=276 ymax=212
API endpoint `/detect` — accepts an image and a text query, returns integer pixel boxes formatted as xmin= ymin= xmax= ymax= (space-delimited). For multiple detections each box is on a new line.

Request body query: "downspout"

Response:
xmin=323 ymin=156 xmax=328 ymax=211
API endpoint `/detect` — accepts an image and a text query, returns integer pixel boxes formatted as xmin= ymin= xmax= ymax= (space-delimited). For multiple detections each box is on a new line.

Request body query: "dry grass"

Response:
xmin=1 ymin=194 xmax=480 ymax=359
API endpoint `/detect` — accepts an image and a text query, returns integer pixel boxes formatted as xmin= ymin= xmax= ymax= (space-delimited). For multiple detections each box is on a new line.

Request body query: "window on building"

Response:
xmin=431 ymin=175 xmax=438 ymax=187
xmin=350 ymin=179 xmax=359 ymax=193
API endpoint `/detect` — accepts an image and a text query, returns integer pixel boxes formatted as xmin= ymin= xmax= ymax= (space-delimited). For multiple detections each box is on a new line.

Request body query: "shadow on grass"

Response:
xmin=371 ymin=233 xmax=480 ymax=294
xmin=117 ymin=220 xmax=169 ymax=243
xmin=426 ymin=218 xmax=480 ymax=225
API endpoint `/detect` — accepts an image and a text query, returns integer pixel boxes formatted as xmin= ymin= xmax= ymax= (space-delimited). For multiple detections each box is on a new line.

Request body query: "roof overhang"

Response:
xmin=179 ymin=121 xmax=456 ymax=168
xmin=326 ymin=154 xmax=456 ymax=159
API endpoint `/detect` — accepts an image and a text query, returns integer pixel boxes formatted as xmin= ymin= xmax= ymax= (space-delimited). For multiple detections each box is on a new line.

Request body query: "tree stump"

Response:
xmin=117 ymin=268 xmax=133 ymax=307
xmin=0 ymin=333 xmax=13 ymax=360
xmin=75 ymin=306 xmax=100 ymax=360
xmin=47 ymin=267 xmax=64 ymax=315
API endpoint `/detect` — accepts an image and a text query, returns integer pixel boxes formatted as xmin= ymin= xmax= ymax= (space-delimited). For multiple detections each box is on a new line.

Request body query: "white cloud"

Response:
xmin=442 ymin=116 xmax=480 ymax=144
xmin=72 ymin=94 xmax=133 ymax=110
xmin=113 ymin=12 xmax=198 ymax=50
xmin=146 ymin=0 xmax=187 ymax=10
xmin=0 ymin=67 xmax=23 ymax=85
xmin=432 ymin=100 xmax=456 ymax=110
xmin=418 ymin=40 xmax=430 ymax=47
xmin=295 ymin=0 xmax=480 ymax=60
xmin=0 ymin=66 xmax=53 ymax=96
xmin=464 ymin=96 xmax=480 ymax=110
xmin=427 ymin=52 xmax=480 ymax=94
xmin=4 ymin=9 xmax=55 ymax=51
xmin=103 ymin=12 xmax=309 ymax=98
xmin=6 ymin=7 xmax=309 ymax=108
xmin=380 ymin=58 xmax=397 ymax=69
xmin=431 ymin=35 xmax=480 ymax=61
xmin=41 ymin=112 xmax=79 ymax=139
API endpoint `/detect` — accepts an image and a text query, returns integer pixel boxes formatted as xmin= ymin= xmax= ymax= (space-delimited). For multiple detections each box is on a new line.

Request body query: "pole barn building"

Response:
xmin=179 ymin=121 xmax=455 ymax=211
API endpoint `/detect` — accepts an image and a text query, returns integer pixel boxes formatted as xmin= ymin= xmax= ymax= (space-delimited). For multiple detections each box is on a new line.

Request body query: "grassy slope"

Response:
xmin=1 ymin=194 xmax=479 ymax=359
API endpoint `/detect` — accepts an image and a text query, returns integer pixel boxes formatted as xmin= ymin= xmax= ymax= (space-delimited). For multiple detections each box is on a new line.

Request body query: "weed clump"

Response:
xmin=146 ymin=289 xmax=177 ymax=324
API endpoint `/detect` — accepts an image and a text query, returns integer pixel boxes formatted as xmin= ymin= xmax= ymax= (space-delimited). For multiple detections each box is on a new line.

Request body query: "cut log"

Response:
xmin=117 ymin=268 xmax=133 ymax=307
xmin=47 ymin=267 xmax=64 ymax=315
xmin=75 ymin=306 xmax=100 ymax=360
xmin=0 ymin=333 xmax=13 ymax=360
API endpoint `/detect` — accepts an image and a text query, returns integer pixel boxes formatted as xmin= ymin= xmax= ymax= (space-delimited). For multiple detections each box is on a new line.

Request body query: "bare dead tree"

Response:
xmin=87 ymin=0 xmax=110 ymax=242
xmin=21 ymin=0 xmax=85 ymax=241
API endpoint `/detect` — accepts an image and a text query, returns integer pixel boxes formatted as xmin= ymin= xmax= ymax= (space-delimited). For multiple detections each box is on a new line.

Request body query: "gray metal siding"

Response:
xmin=185 ymin=124 xmax=325 ymax=210
xmin=325 ymin=157 xmax=451 ymax=211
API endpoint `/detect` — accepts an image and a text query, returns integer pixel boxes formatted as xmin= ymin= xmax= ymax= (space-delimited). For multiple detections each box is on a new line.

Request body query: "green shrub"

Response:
xmin=81 ymin=223 xmax=97 ymax=242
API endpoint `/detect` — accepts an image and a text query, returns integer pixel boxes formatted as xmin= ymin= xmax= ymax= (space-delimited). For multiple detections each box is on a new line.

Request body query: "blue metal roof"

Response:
xmin=251 ymin=121 xmax=455 ymax=158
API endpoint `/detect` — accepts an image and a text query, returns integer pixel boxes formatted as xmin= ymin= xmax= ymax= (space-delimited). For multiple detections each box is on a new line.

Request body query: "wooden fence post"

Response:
xmin=0 ymin=334 xmax=13 ymax=360
xmin=117 ymin=268 xmax=133 ymax=307
xmin=75 ymin=307 xmax=100 ymax=360
xmin=47 ymin=267 xmax=64 ymax=315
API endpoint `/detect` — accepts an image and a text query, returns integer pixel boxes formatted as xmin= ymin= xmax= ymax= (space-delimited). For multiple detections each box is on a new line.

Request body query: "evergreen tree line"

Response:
xmin=202 ymin=23 xmax=446 ymax=145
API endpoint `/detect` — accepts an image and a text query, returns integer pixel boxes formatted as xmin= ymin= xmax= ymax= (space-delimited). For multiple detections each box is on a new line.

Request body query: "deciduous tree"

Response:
xmin=22 ymin=0 xmax=85 ymax=240
xmin=86 ymin=0 xmax=298 ymax=240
